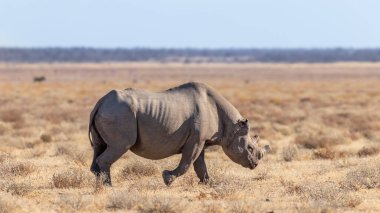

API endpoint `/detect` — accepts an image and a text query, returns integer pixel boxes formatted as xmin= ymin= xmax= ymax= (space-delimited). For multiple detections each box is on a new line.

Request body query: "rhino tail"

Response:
xmin=88 ymin=95 xmax=107 ymax=147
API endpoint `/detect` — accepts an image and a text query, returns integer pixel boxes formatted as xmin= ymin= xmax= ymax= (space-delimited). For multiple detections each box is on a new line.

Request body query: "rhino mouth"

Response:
xmin=248 ymin=156 xmax=258 ymax=170
xmin=249 ymin=162 xmax=258 ymax=170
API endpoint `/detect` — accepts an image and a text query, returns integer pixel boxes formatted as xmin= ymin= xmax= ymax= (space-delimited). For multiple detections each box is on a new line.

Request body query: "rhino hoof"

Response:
xmin=198 ymin=178 xmax=209 ymax=185
xmin=162 ymin=170 xmax=175 ymax=186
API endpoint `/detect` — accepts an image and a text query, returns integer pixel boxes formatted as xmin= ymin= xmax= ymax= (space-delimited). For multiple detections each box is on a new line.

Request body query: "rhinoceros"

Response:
xmin=89 ymin=82 xmax=269 ymax=186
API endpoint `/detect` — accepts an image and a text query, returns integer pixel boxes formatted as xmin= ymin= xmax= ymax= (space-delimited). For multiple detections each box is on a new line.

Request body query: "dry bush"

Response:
xmin=5 ymin=182 xmax=33 ymax=196
xmin=295 ymin=125 xmax=347 ymax=149
xmin=52 ymin=168 xmax=92 ymax=189
xmin=56 ymin=194 xmax=88 ymax=211
xmin=40 ymin=133 xmax=53 ymax=143
xmin=282 ymin=180 xmax=361 ymax=208
xmin=208 ymin=173 xmax=246 ymax=199
xmin=344 ymin=163 xmax=380 ymax=190
xmin=251 ymin=166 xmax=271 ymax=181
xmin=107 ymin=191 xmax=131 ymax=210
xmin=137 ymin=196 xmax=186 ymax=213
xmin=282 ymin=144 xmax=299 ymax=162
xmin=301 ymin=182 xmax=361 ymax=208
xmin=323 ymin=112 xmax=380 ymax=141
xmin=313 ymin=148 xmax=350 ymax=160
xmin=107 ymin=191 xmax=185 ymax=212
xmin=42 ymin=109 xmax=79 ymax=124
xmin=0 ymin=160 xmax=34 ymax=177
xmin=119 ymin=160 xmax=159 ymax=179
xmin=55 ymin=145 xmax=87 ymax=166
xmin=357 ymin=146 xmax=379 ymax=157
xmin=0 ymin=109 xmax=24 ymax=124
xmin=281 ymin=179 xmax=302 ymax=195
xmin=0 ymin=109 xmax=25 ymax=130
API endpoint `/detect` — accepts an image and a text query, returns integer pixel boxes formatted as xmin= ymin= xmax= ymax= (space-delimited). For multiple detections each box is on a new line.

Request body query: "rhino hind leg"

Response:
xmin=193 ymin=149 xmax=209 ymax=184
xmin=96 ymin=145 xmax=130 ymax=186
xmin=94 ymin=116 xmax=137 ymax=185
xmin=90 ymin=142 xmax=107 ymax=175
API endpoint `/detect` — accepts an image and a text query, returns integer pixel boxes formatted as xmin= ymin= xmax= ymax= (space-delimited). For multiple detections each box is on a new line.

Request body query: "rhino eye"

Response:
xmin=248 ymin=145 xmax=253 ymax=153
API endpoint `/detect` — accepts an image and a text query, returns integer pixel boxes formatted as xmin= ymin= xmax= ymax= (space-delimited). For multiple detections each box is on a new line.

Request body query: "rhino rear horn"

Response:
xmin=253 ymin=135 xmax=260 ymax=143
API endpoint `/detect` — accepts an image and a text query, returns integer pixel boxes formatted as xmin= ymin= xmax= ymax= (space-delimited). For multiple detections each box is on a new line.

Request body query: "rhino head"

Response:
xmin=222 ymin=119 xmax=270 ymax=169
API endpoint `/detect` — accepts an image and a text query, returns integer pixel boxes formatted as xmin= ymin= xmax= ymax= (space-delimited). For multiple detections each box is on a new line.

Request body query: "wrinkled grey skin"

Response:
xmin=89 ymin=82 xmax=269 ymax=186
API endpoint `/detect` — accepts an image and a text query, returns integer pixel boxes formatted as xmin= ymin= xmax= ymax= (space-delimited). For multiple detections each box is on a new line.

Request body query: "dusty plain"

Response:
xmin=0 ymin=63 xmax=379 ymax=212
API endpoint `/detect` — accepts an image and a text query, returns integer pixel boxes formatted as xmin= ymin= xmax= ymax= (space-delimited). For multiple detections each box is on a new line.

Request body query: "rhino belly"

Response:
xmin=130 ymin=117 xmax=191 ymax=160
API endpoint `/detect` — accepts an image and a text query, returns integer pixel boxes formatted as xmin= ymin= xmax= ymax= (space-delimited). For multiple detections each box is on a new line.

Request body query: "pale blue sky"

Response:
xmin=0 ymin=0 xmax=379 ymax=48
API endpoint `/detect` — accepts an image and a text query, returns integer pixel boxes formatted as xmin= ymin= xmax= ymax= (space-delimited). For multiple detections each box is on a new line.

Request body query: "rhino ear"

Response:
xmin=237 ymin=118 xmax=248 ymax=128
xmin=236 ymin=118 xmax=249 ymax=135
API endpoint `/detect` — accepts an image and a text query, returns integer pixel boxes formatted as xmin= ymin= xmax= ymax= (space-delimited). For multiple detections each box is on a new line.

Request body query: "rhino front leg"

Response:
xmin=162 ymin=140 xmax=204 ymax=186
xmin=193 ymin=149 xmax=209 ymax=184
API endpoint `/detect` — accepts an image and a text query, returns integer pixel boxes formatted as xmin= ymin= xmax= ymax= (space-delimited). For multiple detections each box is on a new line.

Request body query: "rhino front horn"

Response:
xmin=263 ymin=145 xmax=271 ymax=154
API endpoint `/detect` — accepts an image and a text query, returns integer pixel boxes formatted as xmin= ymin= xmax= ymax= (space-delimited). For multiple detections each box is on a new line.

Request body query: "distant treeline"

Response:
xmin=1 ymin=48 xmax=380 ymax=63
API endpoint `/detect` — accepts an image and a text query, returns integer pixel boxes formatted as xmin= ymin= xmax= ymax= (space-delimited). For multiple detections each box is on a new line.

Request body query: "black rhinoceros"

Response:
xmin=89 ymin=82 xmax=269 ymax=186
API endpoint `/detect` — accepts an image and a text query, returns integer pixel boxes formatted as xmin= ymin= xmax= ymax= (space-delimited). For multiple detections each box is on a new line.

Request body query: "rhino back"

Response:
xmin=126 ymin=84 xmax=210 ymax=159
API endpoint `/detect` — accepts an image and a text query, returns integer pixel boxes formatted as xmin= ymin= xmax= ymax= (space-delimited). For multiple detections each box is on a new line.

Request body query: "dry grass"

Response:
xmin=0 ymin=160 xmax=34 ymax=177
xmin=344 ymin=162 xmax=380 ymax=190
xmin=313 ymin=148 xmax=350 ymax=160
xmin=119 ymin=160 xmax=159 ymax=179
xmin=295 ymin=126 xmax=347 ymax=149
xmin=0 ymin=62 xmax=380 ymax=212
xmin=52 ymin=168 xmax=93 ymax=189
xmin=5 ymin=182 xmax=33 ymax=196
xmin=357 ymin=146 xmax=380 ymax=157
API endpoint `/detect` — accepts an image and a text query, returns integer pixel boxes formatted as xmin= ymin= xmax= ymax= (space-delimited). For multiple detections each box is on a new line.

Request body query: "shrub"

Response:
xmin=40 ymin=134 xmax=52 ymax=143
xmin=282 ymin=144 xmax=299 ymax=162
xmin=0 ymin=109 xmax=25 ymax=129
xmin=344 ymin=163 xmax=380 ymax=190
xmin=107 ymin=191 xmax=131 ymax=210
xmin=6 ymin=183 xmax=33 ymax=196
xmin=55 ymin=145 xmax=87 ymax=166
xmin=52 ymin=169 xmax=91 ymax=188
xmin=57 ymin=194 xmax=88 ymax=211
xmin=357 ymin=146 xmax=379 ymax=157
xmin=313 ymin=148 xmax=350 ymax=160
xmin=281 ymin=179 xmax=361 ymax=208
xmin=0 ymin=161 xmax=34 ymax=177
xmin=295 ymin=129 xmax=346 ymax=149
xmin=120 ymin=161 xmax=159 ymax=179
xmin=0 ymin=109 xmax=24 ymax=123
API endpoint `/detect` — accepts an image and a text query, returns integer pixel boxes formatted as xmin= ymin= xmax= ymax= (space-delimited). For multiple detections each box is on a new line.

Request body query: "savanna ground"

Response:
xmin=0 ymin=63 xmax=380 ymax=212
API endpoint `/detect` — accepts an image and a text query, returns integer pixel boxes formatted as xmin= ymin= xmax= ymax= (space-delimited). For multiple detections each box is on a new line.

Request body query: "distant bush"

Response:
xmin=295 ymin=124 xmax=347 ymax=149
xmin=357 ymin=146 xmax=379 ymax=157
xmin=313 ymin=148 xmax=350 ymax=160
xmin=282 ymin=144 xmax=299 ymax=162
xmin=0 ymin=109 xmax=25 ymax=129
xmin=6 ymin=183 xmax=33 ymax=196
xmin=40 ymin=134 xmax=52 ymax=143
xmin=2 ymin=48 xmax=380 ymax=63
